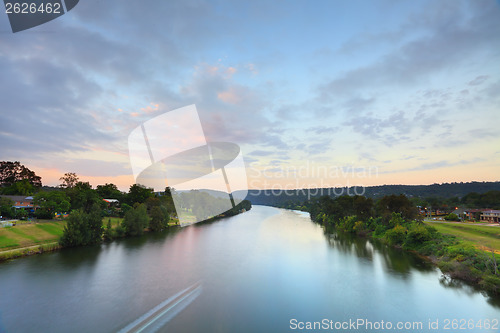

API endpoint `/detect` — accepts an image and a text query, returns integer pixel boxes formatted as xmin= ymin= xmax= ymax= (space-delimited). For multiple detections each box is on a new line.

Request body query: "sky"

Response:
xmin=0 ymin=0 xmax=499 ymax=192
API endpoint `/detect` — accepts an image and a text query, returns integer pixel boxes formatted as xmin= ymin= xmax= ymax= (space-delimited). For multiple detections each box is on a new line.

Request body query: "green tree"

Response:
xmin=33 ymin=191 xmax=70 ymax=218
xmin=14 ymin=208 xmax=28 ymax=220
xmin=376 ymin=194 xmax=417 ymax=223
xmin=67 ymin=182 xmax=104 ymax=213
xmin=1 ymin=179 xmax=36 ymax=195
xmin=0 ymin=197 xmax=14 ymax=218
xmin=59 ymin=207 xmax=103 ymax=247
xmin=96 ymin=183 xmax=123 ymax=201
xmin=122 ymin=204 xmax=149 ymax=236
xmin=126 ymin=184 xmax=154 ymax=206
xmin=149 ymin=206 xmax=169 ymax=232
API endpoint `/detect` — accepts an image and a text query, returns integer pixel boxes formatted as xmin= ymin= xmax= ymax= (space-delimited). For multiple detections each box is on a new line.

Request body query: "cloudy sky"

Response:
xmin=0 ymin=0 xmax=499 ymax=191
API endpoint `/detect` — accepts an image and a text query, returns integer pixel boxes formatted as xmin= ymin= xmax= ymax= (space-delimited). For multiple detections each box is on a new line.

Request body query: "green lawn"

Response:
xmin=0 ymin=235 xmax=19 ymax=249
xmin=425 ymin=222 xmax=500 ymax=252
xmin=0 ymin=221 xmax=66 ymax=250
xmin=35 ymin=223 xmax=65 ymax=236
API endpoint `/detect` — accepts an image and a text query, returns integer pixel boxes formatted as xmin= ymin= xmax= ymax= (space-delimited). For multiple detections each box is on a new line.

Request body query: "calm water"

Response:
xmin=0 ymin=206 xmax=499 ymax=332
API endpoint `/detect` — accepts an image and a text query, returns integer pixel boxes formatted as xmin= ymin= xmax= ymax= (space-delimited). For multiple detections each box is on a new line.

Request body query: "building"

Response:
xmin=480 ymin=210 xmax=500 ymax=223
xmin=0 ymin=195 xmax=36 ymax=211
xmin=103 ymin=199 xmax=119 ymax=206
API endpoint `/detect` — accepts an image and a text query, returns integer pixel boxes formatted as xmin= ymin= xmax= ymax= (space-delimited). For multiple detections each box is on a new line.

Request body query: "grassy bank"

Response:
xmin=0 ymin=242 xmax=62 ymax=261
xmin=424 ymin=222 xmax=500 ymax=252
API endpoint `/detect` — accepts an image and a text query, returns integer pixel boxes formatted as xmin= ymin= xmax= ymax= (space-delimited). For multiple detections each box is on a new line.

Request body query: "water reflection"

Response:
xmin=1 ymin=206 xmax=499 ymax=333
xmin=323 ymin=226 xmax=499 ymax=306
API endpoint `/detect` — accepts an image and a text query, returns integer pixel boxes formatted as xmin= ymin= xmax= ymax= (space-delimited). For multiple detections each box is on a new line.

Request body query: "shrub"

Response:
xmin=385 ymin=225 xmax=407 ymax=245
xmin=373 ymin=224 xmax=387 ymax=237
xmin=388 ymin=212 xmax=405 ymax=228
xmin=405 ymin=224 xmax=432 ymax=247
xmin=103 ymin=219 xmax=115 ymax=241
xmin=115 ymin=225 xmax=126 ymax=238
xmin=122 ymin=204 xmax=148 ymax=237
xmin=338 ymin=216 xmax=357 ymax=233
xmin=444 ymin=213 xmax=459 ymax=221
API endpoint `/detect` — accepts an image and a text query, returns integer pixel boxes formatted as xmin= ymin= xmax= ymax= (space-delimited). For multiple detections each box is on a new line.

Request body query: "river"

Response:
xmin=0 ymin=206 xmax=499 ymax=332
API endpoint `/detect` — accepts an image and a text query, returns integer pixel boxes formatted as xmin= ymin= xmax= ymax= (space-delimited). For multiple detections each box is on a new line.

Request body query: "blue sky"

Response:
xmin=0 ymin=0 xmax=499 ymax=190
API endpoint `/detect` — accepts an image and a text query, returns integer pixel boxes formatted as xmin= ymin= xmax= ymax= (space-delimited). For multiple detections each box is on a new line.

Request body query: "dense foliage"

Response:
xmin=59 ymin=206 xmax=103 ymax=247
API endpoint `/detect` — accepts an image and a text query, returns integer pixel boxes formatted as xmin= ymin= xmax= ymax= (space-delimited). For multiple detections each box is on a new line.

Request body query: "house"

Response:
xmin=480 ymin=210 xmax=500 ymax=223
xmin=0 ymin=195 xmax=36 ymax=211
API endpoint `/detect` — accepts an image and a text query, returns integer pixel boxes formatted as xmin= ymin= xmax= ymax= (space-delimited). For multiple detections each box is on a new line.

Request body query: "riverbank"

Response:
xmin=0 ymin=242 xmax=62 ymax=261
xmin=311 ymin=212 xmax=500 ymax=296
xmin=0 ymin=203 xmax=252 ymax=263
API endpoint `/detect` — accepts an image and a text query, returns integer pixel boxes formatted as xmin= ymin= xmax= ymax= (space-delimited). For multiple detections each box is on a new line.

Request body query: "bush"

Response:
xmin=388 ymin=212 xmax=405 ymax=228
xmin=122 ymin=204 xmax=149 ymax=236
xmin=366 ymin=216 xmax=382 ymax=231
xmin=115 ymin=225 xmax=126 ymax=238
xmin=480 ymin=275 xmax=500 ymax=294
xmin=103 ymin=219 xmax=115 ymax=241
xmin=385 ymin=225 xmax=407 ymax=245
xmin=445 ymin=213 xmax=459 ymax=221
xmin=373 ymin=224 xmax=387 ymax=237
xmin=405 ymin=224 xmax=432 ymax=247
xmin=338 ymin=216 xmax=357 ymax=233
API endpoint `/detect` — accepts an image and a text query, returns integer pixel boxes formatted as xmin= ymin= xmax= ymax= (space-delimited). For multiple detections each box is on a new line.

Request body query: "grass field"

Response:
xmin=0 ymin=221 xmax=66 ymax=250
xmin=425 ymin=222 xmax=500 ymax=252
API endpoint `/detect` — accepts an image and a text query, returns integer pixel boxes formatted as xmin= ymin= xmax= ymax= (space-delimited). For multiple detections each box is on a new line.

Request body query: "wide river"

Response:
xmin=0 ymin=206 xmax=499 ymax=332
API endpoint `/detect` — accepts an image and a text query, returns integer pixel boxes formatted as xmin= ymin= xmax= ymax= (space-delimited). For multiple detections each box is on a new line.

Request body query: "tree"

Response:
xmin=149 ymin=206 xmax=169 ymax=232
xmin=59 ymin=206 xmax=103 ymax=247
xmin=0 ymin=179 xmax=36 ymax=195
xmin=33 ymin=191 xmax=70 ymax=219
xmin=15 ymin=208 xmax=28 ymax=220
xmin=0 ymin=161 xmax=42 ymax=188
xmin=0 ymin=197 xmax=14 ymax=218
xmin=122 ymin=204 xmax=149 ymax=236
xmin=96 ymin=183 xmax=123 ymax=201
xmin=126 ymin=184 xmax=154 ymax=206
xmin=376 ymin=194 xmax=418 ymax=223
xmin=59 ymin=172 xmax=79 ymax=189
xmin=67 ymin=181 xmax=104 ymax=213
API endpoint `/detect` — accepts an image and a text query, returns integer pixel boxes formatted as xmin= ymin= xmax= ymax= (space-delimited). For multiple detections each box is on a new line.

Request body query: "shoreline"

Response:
xmin=0 ymin=242 xmax=62 ymax=262
xmin=0 ymin=206 xmax=252 ymax=263
xmin=327 ymin=225 xmax=500 ymax=298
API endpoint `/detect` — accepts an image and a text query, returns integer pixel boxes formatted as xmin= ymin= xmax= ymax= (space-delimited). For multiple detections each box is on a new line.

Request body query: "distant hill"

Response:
xmin=237 ymin=181 xmax=500 ymax=206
